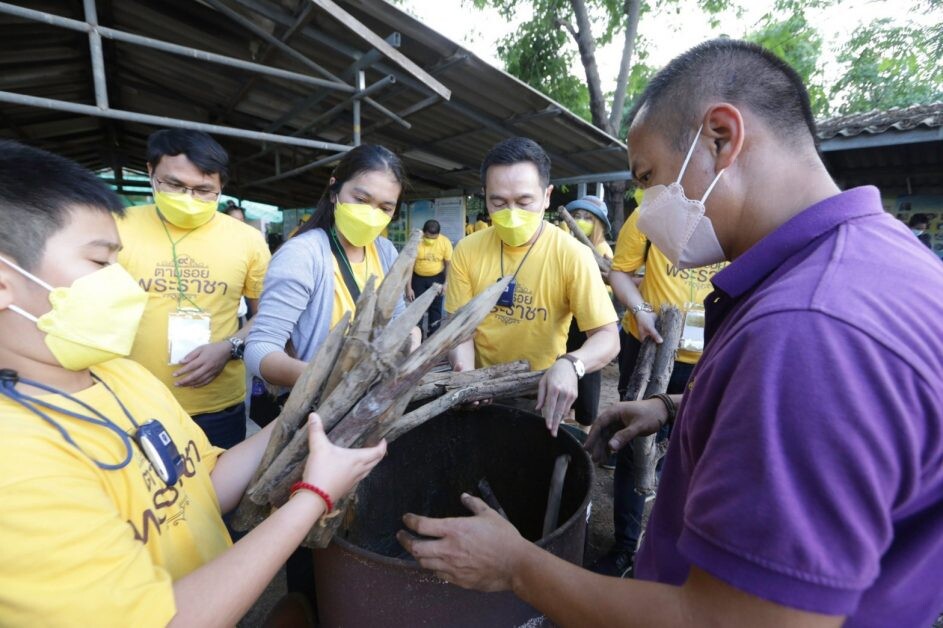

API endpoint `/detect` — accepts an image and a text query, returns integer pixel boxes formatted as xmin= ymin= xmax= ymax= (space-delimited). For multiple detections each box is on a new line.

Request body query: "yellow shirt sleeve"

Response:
xmin=0 ymin=439 xmax=176 ymax=627
xmin=612 ymin=211 xmax=647 ymax=273
xmin=566 ymin=244 xmax=618 ymax=332
xmin=596 ymin=240 xmax=614 ymax=260
xmin=444 ymin=240 xmax=473 ymax=314
xmin=244 ymin=232 xmax=272 ymax=299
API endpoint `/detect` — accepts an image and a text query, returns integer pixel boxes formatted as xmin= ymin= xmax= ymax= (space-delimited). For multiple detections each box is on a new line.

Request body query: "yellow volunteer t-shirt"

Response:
xmin=414 ymin=234 xmax=453 ymax=277
xmin=330 ymin=240 xmax=384 ymax=328
xmin=0 ymin=359 xmax=230 ymax=627
xmin=118 ymin=206 xmax=271 ymax=415
xmin=612 ymin=211 xmax=725 ymax=364
xmin=474 ymin=220 xmax=488 ymax=232
xmin=596 ymin=240 xmax=614 ymax=259
xmin=465 ymin=224 xmax=474 ymax=236
xmin=446 ymin=225 xmax=617 ymax=370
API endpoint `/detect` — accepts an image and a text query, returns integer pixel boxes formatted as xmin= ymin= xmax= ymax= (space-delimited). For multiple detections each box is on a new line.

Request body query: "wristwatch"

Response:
xmin=629 ymin=302 xmax=655 ymax=316
xmin=228 ymin=337 xmax=245 ymax=360
xmin=558 ymin=354 xmax=585 ymax=379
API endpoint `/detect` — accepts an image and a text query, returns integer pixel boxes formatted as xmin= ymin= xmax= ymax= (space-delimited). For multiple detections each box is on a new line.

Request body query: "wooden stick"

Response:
xmin=630 ymin=306 xmax=683 ymax=495
xmin=373 ymin=229 xmax=422 ymax=332
xmin=624 ymin=336 xmax=657 ymax=402
xmin=542 ymin=454 xmax=571 ymax=538
xmin=558 ymin=207 xmax=612 ymax=274
xmin=230 ymin=312 xmax=350 ymax=530
xmin=321 ymin=276 xmax=377 ymax=399
xmin=477 ymin=478 xmax=509 ymax=521
xmin=410 ymin=361 xmax=531 ymax=402
xmin=374 ymin=370 xmax=543 ymax=444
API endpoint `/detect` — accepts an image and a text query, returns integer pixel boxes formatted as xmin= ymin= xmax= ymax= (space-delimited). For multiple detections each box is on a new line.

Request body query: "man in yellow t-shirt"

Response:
xmin=594 ymin=206 xmax=724 ymax=578
xmin=446 ymin=137 xmax=619 ymax=435
xmin=118 ymin=130 xmax=271 ymax=449
xmin=407 ymin=219 xmax=453 ymax=335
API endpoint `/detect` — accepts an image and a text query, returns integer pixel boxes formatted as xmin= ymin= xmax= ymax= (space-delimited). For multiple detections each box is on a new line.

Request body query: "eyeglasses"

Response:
xmin=154 ymin=177 xmax=221 ymax=202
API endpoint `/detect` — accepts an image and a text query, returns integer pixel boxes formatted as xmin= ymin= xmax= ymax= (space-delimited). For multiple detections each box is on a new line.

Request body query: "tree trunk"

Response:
xmin=606 ymin=180 xmax=628 ymax=234
xmin=566 ymin=0 xmax=612 ymax=134
xmin=607 ymin=0 xmax=642 ymax=133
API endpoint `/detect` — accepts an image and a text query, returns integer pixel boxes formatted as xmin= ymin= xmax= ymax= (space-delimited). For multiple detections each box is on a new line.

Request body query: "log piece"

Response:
xmin=477 ymin=478 xmax=509 ymax=521
xmin=373 ymin=229 xmax=422 ymax=333
xmin=542 ymin=454 xmax=571 ymax=538
xmin=558 ymin=207 xmax=612 ymax=275
xmin=321 ymin=276 xmax=377 ymax=399
xmin=630 ymin=305 xmax=683 ymax=495
xmin=410 ymin=361 xmax=531 ymax=402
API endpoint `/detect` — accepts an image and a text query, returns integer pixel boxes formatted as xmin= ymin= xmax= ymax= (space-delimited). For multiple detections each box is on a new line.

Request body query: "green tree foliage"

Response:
xmin=831 ymin=18 xmax=943 ymax=114
xmin=745 ymin=10 xmax=830 ymax=116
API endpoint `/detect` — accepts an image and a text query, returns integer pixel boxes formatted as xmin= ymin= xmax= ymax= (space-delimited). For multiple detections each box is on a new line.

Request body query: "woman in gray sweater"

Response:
xmin=245 ymin=145 xmax=413 ymax=387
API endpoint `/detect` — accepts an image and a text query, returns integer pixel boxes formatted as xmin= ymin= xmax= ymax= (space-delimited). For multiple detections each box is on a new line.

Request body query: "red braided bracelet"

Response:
xmin=290 ymin=481 xmax=334 ymax=513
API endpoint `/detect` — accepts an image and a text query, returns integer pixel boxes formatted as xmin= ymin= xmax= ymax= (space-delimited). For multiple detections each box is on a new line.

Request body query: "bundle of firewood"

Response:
xmin=232 ymin=230 xmax=542 ymax=547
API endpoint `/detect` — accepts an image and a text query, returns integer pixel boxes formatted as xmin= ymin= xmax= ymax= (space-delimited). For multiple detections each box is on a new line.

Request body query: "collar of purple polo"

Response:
xmin=711 ymin=186 xmax=884 ymax=299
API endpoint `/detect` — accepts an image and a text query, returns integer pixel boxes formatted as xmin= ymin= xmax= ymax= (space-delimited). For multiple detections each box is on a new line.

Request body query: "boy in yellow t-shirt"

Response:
xmin=407 ymin=219 xmax=453 ymax=335
xmin=0 ymin=140 xmax=385 ymax=626
xmin=446 ymin=138 xmax=619 ymax=436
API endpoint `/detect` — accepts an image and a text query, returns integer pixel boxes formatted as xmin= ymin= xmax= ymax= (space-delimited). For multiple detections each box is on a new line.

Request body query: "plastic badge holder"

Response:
xmin=497 ymin=279 xmax=516 ymax=308
xmin=135 ymin=419 xmax=185 ymax=485
xmin=680 ymin=305 xmax=706 ymax=353
xmin=168 ymin=309 xmax=211 ymax=365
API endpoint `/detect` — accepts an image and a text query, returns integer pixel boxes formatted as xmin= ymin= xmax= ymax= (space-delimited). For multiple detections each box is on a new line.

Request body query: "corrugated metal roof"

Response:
xmin=817 ymin=102 xmax=943 ymax=139
xmin=0 ymin=0 xmax=627 ymax=207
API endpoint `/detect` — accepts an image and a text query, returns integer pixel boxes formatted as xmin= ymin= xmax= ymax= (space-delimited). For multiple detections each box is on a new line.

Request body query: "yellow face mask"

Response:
xmin=154 ymin=189 xmax=218 ymax=229
xmin=491 ymin=208 xmax=543 ymax=247
xmin=575 ymin=218 xmax=595 ymax=237
xmin=334 ymin=202 xmax=392 ymax=247
xmin=1 ymin=258 xmax=148 ymax=371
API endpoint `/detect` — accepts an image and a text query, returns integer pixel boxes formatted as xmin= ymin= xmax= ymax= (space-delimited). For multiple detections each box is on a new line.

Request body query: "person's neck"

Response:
xmin=727 ymin=158 xmax=841 ymax=260
xmin=336 ymin=229 xmax=365 ymax=262
xmin=0 ymin=346 xmax=94 ymax=395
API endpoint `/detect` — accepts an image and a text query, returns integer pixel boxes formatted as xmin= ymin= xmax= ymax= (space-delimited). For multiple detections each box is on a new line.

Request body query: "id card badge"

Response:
xmin=497 ymin=278 xmax=516 ymax=308
xmin=679 ymin=303 xmax=706 ymax=354
xmin=168 ymin=309 xmax=211 ymax=365
xmin=135 ymin=419 xmax=185 ymax=485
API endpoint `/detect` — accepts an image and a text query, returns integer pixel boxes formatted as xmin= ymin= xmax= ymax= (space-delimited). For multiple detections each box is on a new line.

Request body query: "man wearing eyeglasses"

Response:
xmin=117 ymin=129 xmax=271 ymax=448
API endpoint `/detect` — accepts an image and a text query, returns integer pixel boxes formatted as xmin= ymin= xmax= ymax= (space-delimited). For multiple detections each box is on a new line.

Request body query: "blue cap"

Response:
xmin=565 ymin=196 xmax=611 ymax=234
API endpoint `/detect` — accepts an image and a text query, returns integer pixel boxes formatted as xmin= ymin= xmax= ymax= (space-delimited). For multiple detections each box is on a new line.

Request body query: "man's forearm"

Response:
xmin=449 ymin=337 xmax=475 ymax=372
xmin=510 ymin=541 xmax=686 ymax=628
xmin=609 ymin=270 xmax=646 ymax=310
xmin=568 ymin=323 xmax=619 ymax=372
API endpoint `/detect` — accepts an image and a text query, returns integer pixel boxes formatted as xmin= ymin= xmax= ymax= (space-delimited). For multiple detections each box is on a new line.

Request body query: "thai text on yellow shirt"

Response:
xmin=446 ymin=225 xmax=617 ymax=370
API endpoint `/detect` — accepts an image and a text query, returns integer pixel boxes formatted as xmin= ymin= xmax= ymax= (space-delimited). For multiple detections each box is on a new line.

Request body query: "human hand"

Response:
xmin=584 ymin=399 xmax=667 ymax=463
xmin=397 ymin=493 xmax=527 ymax=592
xmin=173 ymin=341 xmax=231 ymax=387
xmin=405 ymin=285 xmax=415 ymax=302
xmin=635 ymin=310 xmax=663 ymax=344
xmin=535 ymin=360 xmax=578 ymax=437
xmin=301 ymin=413 xmax=387 ymax=501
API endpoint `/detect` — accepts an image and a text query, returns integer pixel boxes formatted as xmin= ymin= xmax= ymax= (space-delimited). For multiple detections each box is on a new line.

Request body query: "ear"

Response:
xmin=543 ymin=184 xmax=554 ymax=210
xmin=702 ymin=103 xmax=744 ymax=172
xmin=146 ymin=163 xmax=154 ymax=178
xmin=0 ymin=264 xmax=17 ymax=311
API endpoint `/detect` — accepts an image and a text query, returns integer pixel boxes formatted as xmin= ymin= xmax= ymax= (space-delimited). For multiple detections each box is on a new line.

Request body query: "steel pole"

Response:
xmin=0 ymin=90 xmax=355 ymax=152
xmin=245 ymin=151 xmax=348 ymax=188
xmin=0 ymin=2 xmax=354 ymax=92
xmin=353 ymin=71 xmax=364 ymax=146
xmin=82 ymin=0 xmax=108 ymax=109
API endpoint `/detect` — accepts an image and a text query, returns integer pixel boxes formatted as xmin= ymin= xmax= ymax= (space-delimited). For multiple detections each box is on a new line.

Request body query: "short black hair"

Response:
xmin=480 ymin=137 xmax=551 ymax=189
xmin=629 ymin=39 xmax=817 ymax=151
xmin=908 ymin=213 xmax=930 ymax=228
xmin=423 ymin=219 xmax=440 ymax=234
xmin=0 ymin=140 xmax=124 ymax=270
xmin=146 ymin=129 xmax=230 ymax=185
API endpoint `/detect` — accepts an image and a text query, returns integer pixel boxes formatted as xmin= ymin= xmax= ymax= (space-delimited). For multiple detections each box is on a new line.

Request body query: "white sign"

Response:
xmin=434 ymin=197 xmax=465 ymax=244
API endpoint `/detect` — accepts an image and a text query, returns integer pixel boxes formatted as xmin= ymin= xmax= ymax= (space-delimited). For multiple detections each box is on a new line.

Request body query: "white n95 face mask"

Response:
xmin=636 ymin=124 xmax=727 ymax=269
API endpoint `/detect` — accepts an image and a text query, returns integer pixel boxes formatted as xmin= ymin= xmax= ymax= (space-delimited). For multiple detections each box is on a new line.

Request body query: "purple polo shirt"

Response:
xmin=635 ymin=187 xmax=943 ymax=626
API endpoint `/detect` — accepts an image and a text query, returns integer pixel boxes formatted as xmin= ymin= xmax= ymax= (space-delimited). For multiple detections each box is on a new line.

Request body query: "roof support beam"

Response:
xmin=307 ymin=0 xmax=450 ymax=100
xmin=0 ymin=90 xmax=354 ymax=152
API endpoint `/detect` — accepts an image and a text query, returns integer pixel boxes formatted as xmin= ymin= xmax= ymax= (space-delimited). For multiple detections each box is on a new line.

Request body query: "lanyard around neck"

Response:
xmin=158 ymin=210 xmax=205 ymax=311
xmin=500 ymin=221 xmax=545 ymax=281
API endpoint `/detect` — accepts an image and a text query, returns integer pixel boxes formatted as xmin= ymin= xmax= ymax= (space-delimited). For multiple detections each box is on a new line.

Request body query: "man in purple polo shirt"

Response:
xmin=396 ymin=39 xmax=943 ymax=627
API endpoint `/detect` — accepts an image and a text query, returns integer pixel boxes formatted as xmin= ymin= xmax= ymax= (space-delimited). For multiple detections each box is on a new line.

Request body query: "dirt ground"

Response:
xmin=239 ymin=363 xmax=626 ymax=627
